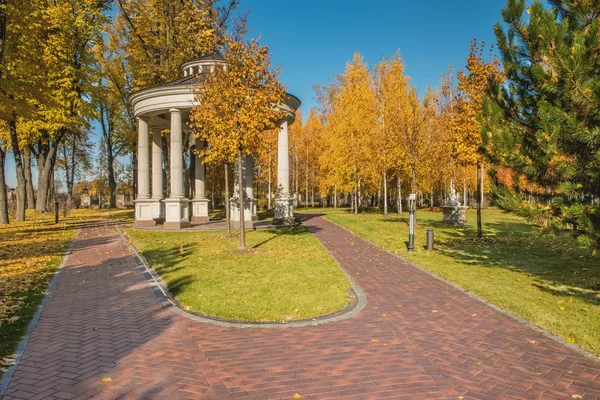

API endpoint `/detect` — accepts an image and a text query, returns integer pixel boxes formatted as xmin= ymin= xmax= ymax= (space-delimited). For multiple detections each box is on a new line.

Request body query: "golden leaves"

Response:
xmin=190 ymin=34 xmax=286 ymax=165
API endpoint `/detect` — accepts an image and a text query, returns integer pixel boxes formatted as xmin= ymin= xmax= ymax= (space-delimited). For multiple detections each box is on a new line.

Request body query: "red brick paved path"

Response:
xmin=3 ymin=215 xmax=600 ymax=400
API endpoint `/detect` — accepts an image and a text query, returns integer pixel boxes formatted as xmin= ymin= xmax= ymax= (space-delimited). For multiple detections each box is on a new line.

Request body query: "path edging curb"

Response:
xmin=0 ymin=237 xmax=76 ymax=398
xmin=117 ymin=225 xmax=367 ymax=329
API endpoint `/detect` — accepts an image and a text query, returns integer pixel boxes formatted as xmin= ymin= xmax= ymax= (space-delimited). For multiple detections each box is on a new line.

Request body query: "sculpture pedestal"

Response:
xmin=163 ymin=198 xmax=191 ymax=229
xmin=191 ymin=198 xmax=210 ymax=223
xmin=230 ymin=197 xmax=255 ymax=229
xmin=151 ymin=199 xmax=164 ymax=224
xmin=134 ymin=199 xmax=156 ymax=227
xmin=274 ymin=197 xmax=294 ymax=225
xmin=441 ymin=205 xmax=468 ymax=226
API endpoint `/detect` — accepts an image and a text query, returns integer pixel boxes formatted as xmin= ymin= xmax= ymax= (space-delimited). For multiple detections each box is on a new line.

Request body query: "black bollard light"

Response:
xmin=408 ymin=194 xmax=416 ymax=252
xmin=427 ymin=227 xmax=434 ymax=251
xmin=54 ymin=201 xmax=59 ymax=224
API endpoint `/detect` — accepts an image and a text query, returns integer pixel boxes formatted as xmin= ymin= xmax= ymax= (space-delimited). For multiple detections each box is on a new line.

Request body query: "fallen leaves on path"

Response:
xmin=0 ymin=209 xmax=133 ymax=367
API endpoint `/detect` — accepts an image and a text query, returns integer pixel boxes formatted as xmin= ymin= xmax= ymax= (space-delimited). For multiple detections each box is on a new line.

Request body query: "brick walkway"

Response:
xmin=3 ymin=215 xmax=600 ymax=400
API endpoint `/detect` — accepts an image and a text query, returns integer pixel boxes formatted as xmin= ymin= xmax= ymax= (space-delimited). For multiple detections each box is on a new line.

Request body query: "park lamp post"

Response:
xmin=408 ymin=193 xmax=416 ymax=252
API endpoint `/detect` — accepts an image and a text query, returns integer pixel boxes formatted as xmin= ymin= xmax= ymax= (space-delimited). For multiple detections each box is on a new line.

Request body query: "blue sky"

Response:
xmin=4 ymin=0 xmax=507 ymax=188
xmin=243 ymin=0 xmax=507 ymax=113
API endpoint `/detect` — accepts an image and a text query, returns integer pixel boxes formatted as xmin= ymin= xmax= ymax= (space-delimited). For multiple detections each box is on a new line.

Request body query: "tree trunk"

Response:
xmin=477 ymin=163 xmax=483 ymax=238
xmin=9 ymin=116 xmax=26 ymax=221
xmin=224 ymin=163 xmax=231 ymax=236
xmin=47 ymin=170 xmax=54 ymax=211
xmin=430 ymin=188 xmax=434 ymax=208
xmin=480 ymin=164 xmax=485 ymax=207
xmin=305 ymin=155 xmax=309 ymax=209
xmin=334 ymin=185 xmax=337 ymax=208
xmin=237 ymin=148 xmax=246 ymax=250
xmin=0 ymin=144 xmax=9 ymax=224
xmin=463 ymin=179 xmax=467 ymax=207
xmin=103 ymin=130 xmax=116 ymax=208
xmin=397 ymin=175 xmax=402 ymax=214
xmin=383 ymin=171 xmax=388 ymax=216
xmin=25 ymin=153 xmax=35 ymax=209
xmin=410 ymin=163 xmax=417 ymax=194
xmin=132 ymin=152 xmax=137 ymax=200
xmin=36 ymin=144 xmax=58 ymax=213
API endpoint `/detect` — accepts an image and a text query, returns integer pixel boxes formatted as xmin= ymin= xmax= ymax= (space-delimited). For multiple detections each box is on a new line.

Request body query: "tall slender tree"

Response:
xmin=190 ymin=29 xmax=286 ymax=250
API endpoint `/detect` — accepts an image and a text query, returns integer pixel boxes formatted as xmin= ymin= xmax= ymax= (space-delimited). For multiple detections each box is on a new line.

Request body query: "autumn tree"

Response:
xmin=190 ymin=32 xmax=286 ymax=250
xmin=93 ymin=36 xmax=135 ymax=208
xmin=0 ymin=0 xmax=46 ymax=221
xmin=325 ymin=52 xmax=377 ymax=214
xmin=449 ymin=40 xmax=503 ymax=237
xmin=26 ymin=0 xmax=110 ymax=214
xmin=373 ymin=52 xmax=412 ymax=216
xmin=301 ymin=108 xmax=322 ymax=207
xmin=116 ymin=0 xmax=236 ymax=91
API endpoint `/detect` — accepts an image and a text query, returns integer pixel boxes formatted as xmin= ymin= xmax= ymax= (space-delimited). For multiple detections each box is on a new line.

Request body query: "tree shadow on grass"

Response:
xmin=252 ymin=224 xmax=320 ymax=249
xmin=434 ymin=223 xmax=600 ymax=307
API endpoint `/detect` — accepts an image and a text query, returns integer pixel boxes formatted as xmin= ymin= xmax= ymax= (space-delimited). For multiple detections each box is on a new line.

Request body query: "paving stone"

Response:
xmin=3 ymin=216 xmax=600 ymax=399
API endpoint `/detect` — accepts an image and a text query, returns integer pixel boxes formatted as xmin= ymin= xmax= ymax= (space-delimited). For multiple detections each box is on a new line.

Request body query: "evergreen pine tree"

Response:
xmin=492 ymin=0 xmax=600 ymax=246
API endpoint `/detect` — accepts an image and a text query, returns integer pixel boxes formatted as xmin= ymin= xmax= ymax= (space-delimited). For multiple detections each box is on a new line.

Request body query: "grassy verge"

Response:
xmin=125 ymin=226 xmax=351 ymax=322
xmin=0 ymin=208 xmax=133 ymax=377
xmin=296 ymin=207 xmax=600 ymax=357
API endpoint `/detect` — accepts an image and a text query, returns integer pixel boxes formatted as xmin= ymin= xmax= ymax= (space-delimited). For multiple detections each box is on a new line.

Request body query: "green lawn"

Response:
xmin=0 ymin=208 xmax=133 ymax=378
xmin=296 ymin=207 xmax=600 ymax=357
xmin=125 ymin=226 xmax=351 ymax=322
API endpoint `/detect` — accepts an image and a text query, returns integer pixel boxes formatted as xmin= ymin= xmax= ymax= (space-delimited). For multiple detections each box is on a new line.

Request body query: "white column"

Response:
xmin=194 ymin=138 xmax=205 ymax=199
xmin=274 ymin=119 xmax=294 ymax=225
xmin=277 ymin=120 xmax=290 ymax=197
xmin=191 ymin=136 xmax=209 ymax=223
xmin=134 ymin=117 xmax=154 ymax=226
xmin=151 ymin=127 xmax=164 ymax=221
xmin=137 ymin=117 xmax=150 ymax=199
xmin=163 ymin=108 xmax=190 ymax=228
xmin=169 ymin=108 xmax=183 ymax=199
xmin=152 ymin=128 xmax=163 ymax=199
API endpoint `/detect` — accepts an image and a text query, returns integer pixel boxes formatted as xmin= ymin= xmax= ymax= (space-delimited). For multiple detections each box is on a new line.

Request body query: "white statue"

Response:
xmin=448 ymin=179 xmax=460 ymax=207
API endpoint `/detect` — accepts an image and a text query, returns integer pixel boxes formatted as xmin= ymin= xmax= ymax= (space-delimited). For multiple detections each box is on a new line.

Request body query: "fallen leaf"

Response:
xmin=371 ymin=339 xmax=379 ymax=343
xmin=293 ymin=394 xmax=302 ymax=399
xmin=571 ymin=395 xmax=582 ymax=399
xmin=566 ymin=338 xmax=575 ymax=343
xmin=102 ymin=377 xmax=112 ymax=382
xmin=528 ymin=340 xmax=538 ymax=344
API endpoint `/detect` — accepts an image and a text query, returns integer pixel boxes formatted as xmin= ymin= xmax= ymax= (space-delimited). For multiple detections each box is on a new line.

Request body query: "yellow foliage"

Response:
xmin=190 ymin=34 xmax=286 ymax=164
xmin=449 ymin=40 xmax=503 ymax=166
xmin=0 ymin=209 xmax=132 ymax=327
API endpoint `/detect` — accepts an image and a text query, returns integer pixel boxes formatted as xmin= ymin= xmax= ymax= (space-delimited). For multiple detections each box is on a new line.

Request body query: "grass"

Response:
xmin=124 ymin=226 xmax=352 ymax=322
xmin=296 ymin=206 xmax=600 ymax=357
xmin=0 ymin=208 xmax=133 ymax=377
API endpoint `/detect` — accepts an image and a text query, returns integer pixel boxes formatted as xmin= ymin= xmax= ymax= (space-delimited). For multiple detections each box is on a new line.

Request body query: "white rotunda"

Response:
xmin=129 ymin=53 xmax=300 ymax=229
